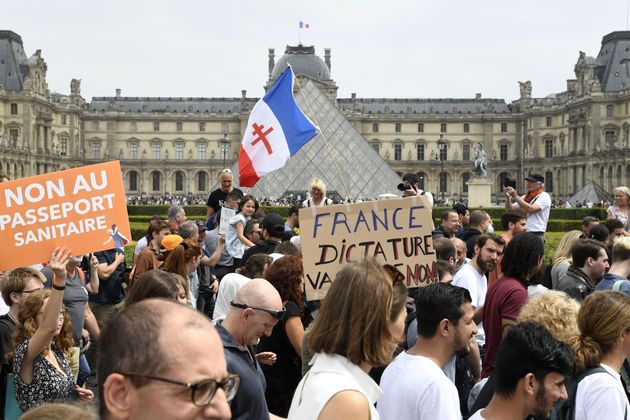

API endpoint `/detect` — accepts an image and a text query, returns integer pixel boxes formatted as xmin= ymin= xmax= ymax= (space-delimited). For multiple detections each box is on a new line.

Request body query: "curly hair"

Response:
xmin=517 ymin=291 xmax=579 ymax=343
xmin=264 ymin=255 xmax=304 ymax=313
xmin=9 ymin=289 xmax=74 ymax=361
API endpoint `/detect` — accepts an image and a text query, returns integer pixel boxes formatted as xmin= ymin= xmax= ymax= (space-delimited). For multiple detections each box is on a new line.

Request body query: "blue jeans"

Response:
xmin=77 ymin=353 xmax=90 ymax=387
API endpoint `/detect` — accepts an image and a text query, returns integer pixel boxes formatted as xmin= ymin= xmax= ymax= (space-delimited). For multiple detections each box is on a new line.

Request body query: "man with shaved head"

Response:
xmin=451 ymin=237 xmax=470 ymax=270
xmin=98 ymin=299 xmax=234 ymax=420
xmin=217 ymin=278 xmax=284 ymax=420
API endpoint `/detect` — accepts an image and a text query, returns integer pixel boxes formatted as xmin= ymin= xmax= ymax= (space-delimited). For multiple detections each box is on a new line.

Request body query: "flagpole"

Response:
xmin=294 ymin=76 xmax=352 ymax=202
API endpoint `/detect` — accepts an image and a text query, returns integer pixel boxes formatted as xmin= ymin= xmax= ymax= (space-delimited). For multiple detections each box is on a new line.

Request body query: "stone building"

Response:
xmin=2 ymin=29 xmax=630 ymax=203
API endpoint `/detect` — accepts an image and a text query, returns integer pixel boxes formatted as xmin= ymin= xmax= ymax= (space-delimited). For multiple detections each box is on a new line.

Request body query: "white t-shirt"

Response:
xmin=513 ymin=191 xmax=551 ymax=232
xmin=134 ymin=236 xmax=148 ymax=257
xmin=468 ymin=409 xmax=485 ymax=420
xmin=575 ymin=363 xmax=630 ymax=420
xmin=378 ymin=352 xmax=461 ymax=420
xmin=453 ymin=263 xmax=486 ymax=346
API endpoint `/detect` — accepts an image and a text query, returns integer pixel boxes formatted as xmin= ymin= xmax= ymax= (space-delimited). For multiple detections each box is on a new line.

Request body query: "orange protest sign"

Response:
xmin=0 ymin=161 xmax=131 ymax=270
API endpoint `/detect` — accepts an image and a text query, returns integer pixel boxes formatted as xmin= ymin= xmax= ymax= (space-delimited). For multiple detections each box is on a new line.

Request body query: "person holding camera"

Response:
xmin=399 ymin=173 xmax=434 ymax=207
xmin=504 ymin=173 xmax=551 ymax=238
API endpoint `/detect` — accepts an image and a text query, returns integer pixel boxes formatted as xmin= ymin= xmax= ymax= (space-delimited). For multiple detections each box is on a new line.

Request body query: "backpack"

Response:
xmin=551 ymin=366 xmax=622 ymax=420
xmin=613 ymin=279 xmax=630 ymax=292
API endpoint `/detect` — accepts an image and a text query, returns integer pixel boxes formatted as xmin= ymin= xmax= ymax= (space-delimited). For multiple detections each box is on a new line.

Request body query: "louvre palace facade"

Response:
xmin=2 ymin=29 xmax=630 ymax=202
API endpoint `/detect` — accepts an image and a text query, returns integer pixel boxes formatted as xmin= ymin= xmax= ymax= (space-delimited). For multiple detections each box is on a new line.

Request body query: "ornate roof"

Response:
xmin=271 ymin=45 xmax=331 ymax=82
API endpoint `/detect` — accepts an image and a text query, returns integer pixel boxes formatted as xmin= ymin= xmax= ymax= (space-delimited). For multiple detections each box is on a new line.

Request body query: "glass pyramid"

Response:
xmin=231 ymin=79 xmax=402 ymax=201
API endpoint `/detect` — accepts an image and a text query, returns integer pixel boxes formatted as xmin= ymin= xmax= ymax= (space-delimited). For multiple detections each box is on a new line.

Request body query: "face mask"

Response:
xmin=485 ymin=223 xmax=494 ymax=234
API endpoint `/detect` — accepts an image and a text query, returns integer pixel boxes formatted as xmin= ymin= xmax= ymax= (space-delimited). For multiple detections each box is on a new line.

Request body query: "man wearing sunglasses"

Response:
xmin=98 ymin=299 xmax=234 ymax=420
xmin=217 ymin=279 xmax=285 ymax=420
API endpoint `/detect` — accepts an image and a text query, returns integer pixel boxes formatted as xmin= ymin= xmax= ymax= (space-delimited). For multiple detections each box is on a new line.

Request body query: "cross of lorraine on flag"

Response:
xmin=237 ymin=66 xmax=319 ymax=187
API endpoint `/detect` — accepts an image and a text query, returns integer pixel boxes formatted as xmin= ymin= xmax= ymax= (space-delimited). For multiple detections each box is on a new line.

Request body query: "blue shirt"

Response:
xmin=595 ymin=272 xmax=630 ymax=295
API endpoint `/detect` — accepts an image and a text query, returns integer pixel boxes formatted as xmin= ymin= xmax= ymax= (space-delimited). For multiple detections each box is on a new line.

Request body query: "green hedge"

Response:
xmin=126 ymin=205 xmax=291 ymax=218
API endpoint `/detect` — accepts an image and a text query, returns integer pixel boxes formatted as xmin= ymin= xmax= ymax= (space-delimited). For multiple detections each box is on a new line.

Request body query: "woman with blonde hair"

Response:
xmin=288 ymin=259 xmax=405 ymax=420
xmin=550 ymin=230 xmax=585 ymax=289
xmin=569 ymin=291 xmax=630 ymax=419
xmin=303 ymin=178 xmax=333 ymax=207
xmin=517 ymin=290 xmax=580 ymax=343
xmin=9 ymin=248 xmax=93 ymax=412
xmin=607 ymin=186 xmax=630 ymax=231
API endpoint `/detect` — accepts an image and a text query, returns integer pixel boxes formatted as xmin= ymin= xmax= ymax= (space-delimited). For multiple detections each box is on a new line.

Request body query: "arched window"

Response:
xmin=152 ymin=171 xmax=161 ymax=192
xmin=462 ymin=173 xmax=471 ymax=193
xmin=175 ymin=171 xmax=184 ymax=192
xmin=417 ymin=172 xmax=427 ymax=191
xmin=439 ymin=172 xmax=447 ymax=193
xmin=545 ymin=171 xmax=553 ymax=193
xmin=197 ymin=172 xmax=207 ymax=192
xmin=129 ymin=171 xmax=138 ymax=191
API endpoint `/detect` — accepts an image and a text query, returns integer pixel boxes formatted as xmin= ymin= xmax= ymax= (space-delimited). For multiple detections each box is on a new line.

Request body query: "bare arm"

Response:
xmin=501 ymin=318 xmax=516 ymax=337
xmin=465 ymin=337 xmax=481 ymax=383
xmin=84 ymin=304 xmax=100 ymax=341
xmin=473 ymin=305 xmax=483 ymax=325
xmin=201 ymin=235 xmax=225 ymax=267
xmin=85 ymin=255 xmax=100 ymax=294
xmin=285 ymin=316 xmax=305 ymax=356
xmin=318 ymin=390 xmax=371 ymax=420
xmin=206 ymin=207 xmax=215 ymax=219
xmin=97 ymin=253 xmax=125 ymax=280
xmin=236 ymin=220 xmax=255 ymax=248
xmin=20 ymin=248 xmax=70 ymax=384
xmin=505 ymin=187 xmax=540 ymax=214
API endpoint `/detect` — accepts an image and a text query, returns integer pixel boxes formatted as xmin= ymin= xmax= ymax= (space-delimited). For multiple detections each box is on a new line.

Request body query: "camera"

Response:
xmin=503 ymin=178 xmax=517 ymax=189
xmin=397 ymin=181 xmax=413 ymax=192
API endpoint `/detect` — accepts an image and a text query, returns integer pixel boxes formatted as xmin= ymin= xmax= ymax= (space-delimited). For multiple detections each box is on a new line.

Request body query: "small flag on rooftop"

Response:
xmin=299 ymin=21 xmax=310 ymax=29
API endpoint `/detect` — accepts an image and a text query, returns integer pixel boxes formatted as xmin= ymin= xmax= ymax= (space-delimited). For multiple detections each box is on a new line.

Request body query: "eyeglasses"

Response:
xmin=230 ymin=301 xmax=286 ymax=320
xmin=220 ymin=168 xmax=232 ymax=174
xmin=119 ymin=372 xmax=240 ymax=406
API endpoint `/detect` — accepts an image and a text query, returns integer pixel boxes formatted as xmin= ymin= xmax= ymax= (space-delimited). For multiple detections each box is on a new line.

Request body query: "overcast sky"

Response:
xmin=6 ymin=0 xmax=630 ymax=102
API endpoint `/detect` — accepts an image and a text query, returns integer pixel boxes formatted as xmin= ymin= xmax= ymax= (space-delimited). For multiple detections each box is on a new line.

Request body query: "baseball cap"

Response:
xmin=262 ymin=213 xmax=285 ymax=236
xmin=195 ymin=220 xmax=207 ymax=233
xmin=161 ymin=234 xmax=184 ymax=251
xmin=524 ymin=173 xmax=544 ymax=183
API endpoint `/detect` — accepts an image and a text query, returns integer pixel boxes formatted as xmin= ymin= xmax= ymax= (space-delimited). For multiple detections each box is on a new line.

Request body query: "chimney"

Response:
xmin=241 ymin=90 xmax=247 ymax=99
xmin=475 ymin=93 xmax=481 ymax=99
xmin=324 ymin=48 xmax=331 ymax=71
xmin=116 ymin=88 xmax=121 ymax=98
xmin=268 ymin=48 xmax=275 ymax=79
xmin=351 ymin=93 xmax=356 ymax=99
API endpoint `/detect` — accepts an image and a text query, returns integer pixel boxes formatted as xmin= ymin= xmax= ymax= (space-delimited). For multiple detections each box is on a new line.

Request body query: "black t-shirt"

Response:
xmin=206 ymin=188 xmax=243 ymax=214
xmin=90 ymin=249 xmax=126 ymax=305
xmin=257 ymin=300 xmax=302 ymax=392
xmin=241 ymin=239 xmax=281 ymax=265
xmin=0 ymin=315 xmax=16 ymax=367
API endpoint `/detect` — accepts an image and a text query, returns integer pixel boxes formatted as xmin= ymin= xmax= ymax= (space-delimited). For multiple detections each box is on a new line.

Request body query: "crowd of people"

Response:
xmin=1 ymin=169 xmax=630 ymax=420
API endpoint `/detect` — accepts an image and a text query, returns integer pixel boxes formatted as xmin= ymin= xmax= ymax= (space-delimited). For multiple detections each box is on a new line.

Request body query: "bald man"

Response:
xmin=217 ymin=279 xmax=284 ymax=420
xmin=98 ymin=299 xmax=233 ymax=420
xmin=451 ymin=237 xmax=470 ymax=270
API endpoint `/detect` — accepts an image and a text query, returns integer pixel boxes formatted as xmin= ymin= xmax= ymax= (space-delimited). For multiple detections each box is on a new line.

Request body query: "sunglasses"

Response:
xmin=230 ymin=301 xmax=286 ymax=320
xmin=382 ymin=264 xmax=405 ymax=285
xmin=220 ymin=168 xmax=232 ymax=174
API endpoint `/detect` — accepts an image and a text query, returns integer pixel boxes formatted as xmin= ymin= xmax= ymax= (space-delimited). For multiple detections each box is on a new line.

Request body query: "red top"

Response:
xmin=481 ymin=275 xmax=528 ymax=378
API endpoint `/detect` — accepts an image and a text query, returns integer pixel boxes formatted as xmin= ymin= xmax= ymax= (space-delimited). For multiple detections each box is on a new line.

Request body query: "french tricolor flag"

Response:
xmin=299 ymin=21 xmax=310 ymax=29
xmin=237 ymin=66 xmax=319 ymax=187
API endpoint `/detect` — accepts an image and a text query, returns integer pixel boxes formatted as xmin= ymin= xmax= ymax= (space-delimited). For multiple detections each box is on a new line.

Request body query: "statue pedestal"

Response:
xmin=468 ymin=177 xmax=493 ymax=207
